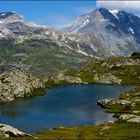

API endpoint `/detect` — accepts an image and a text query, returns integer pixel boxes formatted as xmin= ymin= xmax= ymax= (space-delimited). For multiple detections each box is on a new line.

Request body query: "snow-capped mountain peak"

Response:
xmin=0 ymin=8 xmax=140 ymax=58
xmin=62 ymin=7 xmax=140 ymax=56
xmin=0 ymin=11 xmax=23 ymax=20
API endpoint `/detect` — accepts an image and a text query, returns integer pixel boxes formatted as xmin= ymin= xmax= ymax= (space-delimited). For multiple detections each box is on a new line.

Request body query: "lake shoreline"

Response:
xmin=0 ymin=83 xmax=138 ymax=139
xmin=32 ymin=86 xmax=140 ymax=140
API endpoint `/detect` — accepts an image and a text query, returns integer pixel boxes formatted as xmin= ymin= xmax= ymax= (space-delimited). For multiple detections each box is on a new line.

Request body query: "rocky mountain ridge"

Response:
xmin=63 ymin=8 xmax=140 ymax=56
xmin=0 ymin=11 xmax=101 ymax=58
xmin=0 ymin=8 xmax=140 ymax=59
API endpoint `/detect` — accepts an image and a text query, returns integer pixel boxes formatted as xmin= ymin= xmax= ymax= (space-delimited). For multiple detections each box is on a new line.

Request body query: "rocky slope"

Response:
xmin=97 ymin=87 xmax=140 ymax=123
xmin=0 ymin=11 xmax=92 ymax=76
xmin=1 ymin=9 xmax=140 ymax=58
xmin=0 ymin=11 xmax=101 ymax=58
xmin=0 ymin=70 xmax=44 ymax=102
xmin=45 ymin=52 xmax=140 ymax=86
xmin=63 ymin=8 xmax=140 ymax=56
xmin=43 ymin=72 xmax=83 ymax=87
xmin=0 ymin=8 xmax=140 ymax=77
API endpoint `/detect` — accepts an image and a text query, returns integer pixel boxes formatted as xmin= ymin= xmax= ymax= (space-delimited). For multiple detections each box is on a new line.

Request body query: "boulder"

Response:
xmin=97 ymin=99 xmax=133 ymax=108
xmin=128 ymin=117 xmax=140 ymax=123
xmin=119 ymin=114 xmax=136 ymax=120
xmin=0 ymin=123 xmax=30 ymax=138
xmin=133 ymin=110 xmax=140 ymax=115
xmin=46 ymin=72 xmax=82 ymax=85
xmin=119 ymin=114 xmax=140 ymax=123
xmin=94 ymin=73 xmax=122 ymax=84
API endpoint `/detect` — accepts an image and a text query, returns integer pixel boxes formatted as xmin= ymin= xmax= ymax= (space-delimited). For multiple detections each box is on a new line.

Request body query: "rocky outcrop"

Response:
xmin=99 ymin=120 xmax=115 ymax=135
xmin=109 ymin=59 xmax=140 ymax=69
xmin=0 ymin=70 xmax=44 ymax=102
xmin=94 ymin=73 xmax=122 ymax=84
xmin=97 ymin=87 xmax=140 ymax=126
xmin=119 ymin=114 xmax=140 ymax=123
xmin=44 ymin=72 xmax=82 ymax=86
xmin=97 ymin=99 xmax=135 ymax=108
xmin=0 ymin=123 xmax=30 ymax=138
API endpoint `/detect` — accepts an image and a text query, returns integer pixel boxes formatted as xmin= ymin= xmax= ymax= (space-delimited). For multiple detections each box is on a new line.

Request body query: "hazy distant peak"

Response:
xmin=0 ymin=11 xmax=22 ymax=20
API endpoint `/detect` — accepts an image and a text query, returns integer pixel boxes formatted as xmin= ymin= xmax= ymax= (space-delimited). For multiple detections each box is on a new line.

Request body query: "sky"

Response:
xmin=0 ymin=1 xmax=96 ymax=28
xmin=0 ymin=1 xmax=140 ymax=28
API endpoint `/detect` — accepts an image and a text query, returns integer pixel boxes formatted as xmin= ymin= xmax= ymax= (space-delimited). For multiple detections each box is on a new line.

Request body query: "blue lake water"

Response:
xmin=0 ymin=84 xmax=135 ymax=133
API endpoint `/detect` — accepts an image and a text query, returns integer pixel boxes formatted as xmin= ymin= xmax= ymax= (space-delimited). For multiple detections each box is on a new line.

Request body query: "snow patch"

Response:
xmin=77 ymin=49 xmax=89 ymax=56
xmin=0 ymin=13 xmax=5 ymax=16
xmin=109 ymin=10 xmax=118 ymax=13
xmin=0 ymin=33 xmax=4 ymax=37
xmin=94 ymin=56 xmax=101 ymax=59
xmin=129 ymin=27 xmax=134 ymax=34
xmin=74 ymin=18 xmax=90 ymax=32
xmin=86 ymin=15 xmax=90 ymax=18
xmin=99 ymin=19 xmax=108 ymax=22
xmin=83 ymin=19 xmax=89 ymax=25
xmin=130 ymin=19 xmax=134 ymax=22
xmin=66 ymin=45 xmax=73 ymax=50
xmin=109 ymin=10 xmax=119 ymax=20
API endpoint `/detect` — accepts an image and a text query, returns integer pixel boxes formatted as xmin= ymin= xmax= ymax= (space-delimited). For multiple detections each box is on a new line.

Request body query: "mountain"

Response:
xmin=0 ymin=12 xmax=92 ymax=76
xmin=0 ymin=12 xmax=42 ymax=37
xmin=0 ymin=11 xmax=103 ymax=58
xmin=0 ymin=8 xmax=140 ymax=76
xmin=1 ymin=9 xmax=140 ymax=59
xmin=63 ymin=7 xmax=140 ymax=56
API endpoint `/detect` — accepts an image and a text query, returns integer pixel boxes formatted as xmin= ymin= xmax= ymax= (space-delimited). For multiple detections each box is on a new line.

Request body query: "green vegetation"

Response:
xmin=32 ymin=121 xmax=140 ymax=140
xmin=64 ymin=54 xmax=140 ymax=85
xmin=119 ymin=88 xmax=140 ymax=113
xmin=1 ymin=121 xmax=140 ymax=140
xmin=98 ymin=87 xmax=140 ymax=116
xmin=0 ymin=38 xmax=140 ymax=139
xmin=0 ymin=38 xmax=90 ymax=77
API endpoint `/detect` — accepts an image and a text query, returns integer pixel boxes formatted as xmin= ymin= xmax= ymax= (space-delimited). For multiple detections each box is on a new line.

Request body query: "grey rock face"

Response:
xmin=52 ymin=73 xmax=82 ymax=84
xmin=93 ymin=73 xmax=122 ymax=84
xmin=119 ymin=114 xmax=140 ymax=123
xmin=63 ymin=8 xmax=140 ymax=57
xmin=97 ymin=99 xmax=134 ymax=108
xmin=0 ymin=11 xmax=103 ymax=58
xmin=0 ymin=11 xmax=48 ymax=37
xmin=0 ymin=8 xmax=140 ymax=58
xmin=45 ymin=72 xmax=82 ymax=85
xmin=0 ymin=70 xmax=44 ymax=102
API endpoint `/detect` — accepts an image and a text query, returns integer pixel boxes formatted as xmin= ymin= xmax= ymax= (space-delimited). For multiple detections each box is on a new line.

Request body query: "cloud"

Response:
xmin=96 ymin=1 xmax=140 ymax=10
